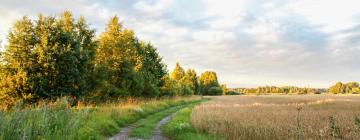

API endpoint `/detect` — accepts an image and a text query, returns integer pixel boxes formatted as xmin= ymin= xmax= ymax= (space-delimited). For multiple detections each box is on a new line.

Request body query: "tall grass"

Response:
xmin=191 ymin=95 xmax=360 ymax=140
xmin=0 ymin=96 xmax=200 ymax=140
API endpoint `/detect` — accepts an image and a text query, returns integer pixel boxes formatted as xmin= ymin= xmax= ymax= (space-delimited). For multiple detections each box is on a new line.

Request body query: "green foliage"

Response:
xmin=162 ymin=63 xmax=201 ymax=96
xmin=0 ymin=97 xmax=198 ymax=140
xmin=199 ymin=71 xmax=222 ymax=95
xmin=0 ymin=98 xmax=90 ymax=140
xmin=355 ymin=115 xmax=360 ymax=129
xmin=94 ymin=16 xmax=141 ymax=98
xmin=225 ymin=91 xmax=241 ymax=95
xmin=329 ymin=116 xmax=341 ymax=139
xmin=0 ymin=11 xmax=222 ymax=107
xmin=221 ymin=84 xmax=227 ymax=95
xmin=93 ymin=17 xmax=167 ymax=99
xmin=182 ymin=69 xmax=200 ymax=95
xmin=160 ymin=75 xmax=181 ymax=96
xmin=0 ymin=12 xmax=96 ymax=106
xmin=208 ymin=87 xmax=223 ymax=95
xmin=136 ymin=42 xmax=167 ymax=97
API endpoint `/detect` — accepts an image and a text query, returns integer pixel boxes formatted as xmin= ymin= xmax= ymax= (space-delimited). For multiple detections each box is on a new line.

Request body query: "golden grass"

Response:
xmin=191 ymin=95 xmax=360 ymax=140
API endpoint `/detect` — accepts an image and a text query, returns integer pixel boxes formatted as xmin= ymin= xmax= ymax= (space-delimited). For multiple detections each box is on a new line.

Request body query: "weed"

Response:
xmin=329 ymin=115 xmax=340 ymax=139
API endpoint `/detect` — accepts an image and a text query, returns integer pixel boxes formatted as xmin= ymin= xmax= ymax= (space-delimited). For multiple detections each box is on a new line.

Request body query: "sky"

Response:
xmin=0 ymin=0 xmax=359 ymax=88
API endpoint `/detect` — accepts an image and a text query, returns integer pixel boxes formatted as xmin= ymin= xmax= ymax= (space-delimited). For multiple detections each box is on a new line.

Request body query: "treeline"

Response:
xmin=0 ymin=11 xmax=222 ymax=107
xmin=163 ymin=63 xmax=223 ymax=96
xmin=228 ymin=82 xmax=360 ymax=95
xmin=229 ymin=86 xmax=322 ymax=94
xmin=328 ymin=82 xmax=360 ymax=94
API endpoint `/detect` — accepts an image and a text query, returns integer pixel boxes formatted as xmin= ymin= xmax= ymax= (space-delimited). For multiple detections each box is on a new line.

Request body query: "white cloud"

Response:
xmin=290 ymin=0 xmax=360 ymax=32
xmin=0 ymin=0 xmax=360 ymax=88
xmin=134 ymin=0 xmax=174 ymax=17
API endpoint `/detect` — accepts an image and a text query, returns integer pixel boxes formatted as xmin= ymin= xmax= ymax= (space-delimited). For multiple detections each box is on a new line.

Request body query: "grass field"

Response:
xmin=0 ymin=96 xmax=200 ymax=140
xmin=191 ymin=95 xmax=360 ymax=140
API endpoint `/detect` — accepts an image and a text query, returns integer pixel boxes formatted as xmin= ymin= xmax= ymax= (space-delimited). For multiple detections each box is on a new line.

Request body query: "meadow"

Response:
xmin=191 ymin=95 xmax=360 ymax=140
xmin=0 ymin=96 xmax=200 ymax=140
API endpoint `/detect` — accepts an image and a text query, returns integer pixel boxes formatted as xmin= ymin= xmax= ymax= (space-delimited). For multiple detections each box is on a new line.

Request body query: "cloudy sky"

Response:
xmin=0 ymin=0 xmax=359 ymax=88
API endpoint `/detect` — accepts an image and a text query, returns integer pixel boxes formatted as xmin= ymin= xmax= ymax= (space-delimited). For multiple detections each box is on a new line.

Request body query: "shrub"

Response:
xmin=208 ymin=87 xmax=223 ymax=96
xmin=226 ymin=91 xmax=241 ymax=95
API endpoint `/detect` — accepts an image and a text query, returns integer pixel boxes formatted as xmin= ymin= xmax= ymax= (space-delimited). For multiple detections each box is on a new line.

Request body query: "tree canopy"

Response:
xmin=0 ymin=11 xmax=224 ymax=107
xmin=199 ymin=71 xmax=222 ymax=95
xmin=0 ymin=11 xmax=96 ymax=105
xmin=329 ymin=82 xmax=359 ymax=94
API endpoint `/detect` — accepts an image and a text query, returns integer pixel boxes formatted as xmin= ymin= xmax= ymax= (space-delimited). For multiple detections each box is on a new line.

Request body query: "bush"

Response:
xmin=208 ymin=87 xmax=223 ymax=96
xmin=226 ymin=91 xmax=241 ymax=95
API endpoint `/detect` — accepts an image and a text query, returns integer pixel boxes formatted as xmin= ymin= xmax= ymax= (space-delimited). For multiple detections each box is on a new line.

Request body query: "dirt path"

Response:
xmin=108 ymin=119 xmax=145 ymax=140
xmin=108 ymin=110 xmax=178 ymax=140
xmin=151 ymin=112 xmax=177 ymax=140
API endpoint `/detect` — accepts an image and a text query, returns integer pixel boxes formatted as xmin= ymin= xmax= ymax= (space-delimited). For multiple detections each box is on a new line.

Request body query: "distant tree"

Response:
xmin=329 ymin=82 xmax=345 ymax=94
xmin=182 ymin=69 xmax=199 ymax=95
xmin=199 ymin=71 xmax=221 ymax=95
xmin=225 ymin=91 xmax=241 ymax=95
xmin=160 ymin=75 xmax=180 ymax=96
xmin=170 ymin=62 xmax=185 ymax=81
xmin=221 ymin=84 xmax=227 ymax=95
xmin=353 ymin=87 xmax=360 ymax=94
xmin=208 ymin=87 xmax=222 ymax=95
xmin=328 ymin=82 xmax=359 ymax=94
xmin=345 ymin=82 xmax=359 ymax=94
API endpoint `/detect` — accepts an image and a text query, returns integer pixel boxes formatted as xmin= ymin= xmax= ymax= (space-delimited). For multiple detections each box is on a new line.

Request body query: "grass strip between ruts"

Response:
xmin=160 ymin=100 xmax=224 ymax=140
xmin=129 ymin=100 xmax=202 ymax=139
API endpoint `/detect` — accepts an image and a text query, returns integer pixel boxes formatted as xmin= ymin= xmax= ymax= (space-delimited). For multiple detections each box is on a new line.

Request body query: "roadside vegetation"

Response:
xmin=129 ymin=106 xmax=181 ymax=139
xmin=0 ymin=96 xmax=200 ymax=140
xmin=129 ymin=99 xmax=202 ymax=139
xmin=161 ymin=101 xmax=223 ymax=140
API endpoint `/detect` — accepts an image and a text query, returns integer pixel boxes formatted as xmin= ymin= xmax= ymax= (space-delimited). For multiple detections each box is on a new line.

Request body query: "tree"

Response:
xmin=329 ymin=82 xmax=345 ymax=94
xmin=170 ymin=62 xmax=185 ymax=81
xmin=208 ymin=87 xmax=223 ymax=95
xmin=0 ymin=11 xmax=226 ymax=106
xmin=166 ymin=63 xmax=195 ymax=96
xmin=182 ymin=69 xmax=199 ymax=95
xmin=199 ymin=71 xmax=222 ymax=95
xmin=345 ymin=82 xmax=359 ymax=94
xmin=136 ymin=42 xmax=167 ymax=97
xmin=160 ymin=75 xmax=180 ymax=96
xmin=0 ymin=16 xmax=35 ymax=104
xmin=0 ymin=11 xmax=97 ymax=104
xmin=94 ymin=16 xmax=143 ymax=98
xmin=221 ymin=84 xmax=227 ymax=95
xmin=328 ymin=82 xmax=359 ymax=94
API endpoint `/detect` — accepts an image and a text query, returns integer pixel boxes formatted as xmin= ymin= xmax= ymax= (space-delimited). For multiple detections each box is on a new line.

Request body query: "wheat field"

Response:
xmin=191 ymin=95 xmax=360 ymax=140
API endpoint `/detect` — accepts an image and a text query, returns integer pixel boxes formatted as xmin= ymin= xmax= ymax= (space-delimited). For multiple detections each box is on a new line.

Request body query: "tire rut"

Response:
xmin=108 ymin=108 xmax=178 ymax=140
xmin=151 ymin=112 xmax=177 ymax=140
xmin=108 ymin=119 xmax=145 ymax=140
